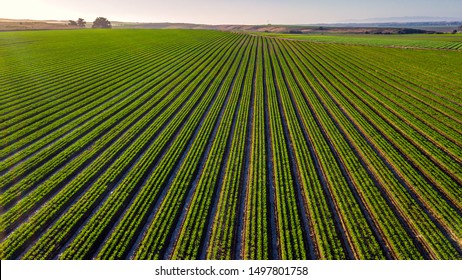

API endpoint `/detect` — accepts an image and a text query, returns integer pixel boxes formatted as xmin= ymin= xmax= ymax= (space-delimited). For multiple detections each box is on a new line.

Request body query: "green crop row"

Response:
xmin=0 ymin=36 xmax=209 ymax=154
xmin=133 ymin=36 xmax=253 ymax=260
xmin=0 ymin=30 xmax=219 ymax=105
xmin=311 ymin=43 xmax=462 ymax=204
xmin=325 ymin=45 xmax=462 ymax=140
xmin=330 ymin=44 xmax=462 ymax=102
xmin=59 ymin=34 xmax=247 ymax=260
xmin=170 ymin=36 xmax=256 ymax=260
xmin=0 ymin=37 xmax=229 ymax=204
xmin=299 ymin=42 xmax=462 ymax=233
xmin=268 ymin=38 xmax=386 ymax=259
xmin=240 ymin=37 xmax=271 ymax=260
xmin=1 ymin=30 xmax=460 ymax=260
xmin=205 ymin=37 xmax=257 ymax=260
xmin=274 ymin=39 xmax=424 ymax=259
xmin=259 ymin=33 xmax=462 ymax=50
xmin=263 ymin=38 xmax=311 ymax=259
xmin=0 ymin=33 xmax=240 ymax=258
xmin=18 ymin=34 xmax=243 ymax=260
xmin=95 ymin=36 xmax=249 ymax=260
xmin=287 ymin=39 xmax=460 ymax=259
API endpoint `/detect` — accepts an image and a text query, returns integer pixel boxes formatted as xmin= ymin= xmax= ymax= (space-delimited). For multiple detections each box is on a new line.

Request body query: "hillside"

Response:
xmin=1 ymin=18 xmax=456 ymax=34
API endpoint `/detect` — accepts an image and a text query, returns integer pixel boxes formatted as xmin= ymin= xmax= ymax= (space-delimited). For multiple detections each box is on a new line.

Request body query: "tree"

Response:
xmin=68 ymin=20 xmax=77 ymax=26
xmin=288 ymin=29 xmax=302 ymax=34
xmin=77 ymin=18 xmax=86 ymax=28
xmin=92 ymin=17 xmax=112 ymax=29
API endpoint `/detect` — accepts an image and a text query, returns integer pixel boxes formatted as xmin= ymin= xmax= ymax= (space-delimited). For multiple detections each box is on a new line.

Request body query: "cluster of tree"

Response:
xmin=288 ymin=29 xmax=303 ymax=34
xmin=68 ymin=18 xmax=86 ymax=28
xmin=92 ymin=17 xmax=112 ymax=29
xmin=455 ymin=26 xmax=462 ymax=34
xmin=450 ymin=25 xmax=462 ymax=34
xmin=397 ymin=28 xmax=431 ymax=34
xmin=68 ymin=17 xmax=112 ymax=29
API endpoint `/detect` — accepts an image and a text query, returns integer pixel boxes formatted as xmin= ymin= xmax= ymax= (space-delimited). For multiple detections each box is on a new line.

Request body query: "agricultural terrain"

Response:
xmin=0 ymin=29 xmax=461 ymax=260
xmin=254 ymin=32 xmax=462 ymax=50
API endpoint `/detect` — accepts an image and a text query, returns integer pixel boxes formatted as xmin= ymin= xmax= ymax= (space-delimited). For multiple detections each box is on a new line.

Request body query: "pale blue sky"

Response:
xmin=3 ymin=0 xmax=462 ymax=24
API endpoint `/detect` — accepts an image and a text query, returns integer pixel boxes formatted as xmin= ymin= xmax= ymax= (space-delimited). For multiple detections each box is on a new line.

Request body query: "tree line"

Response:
xmin=68 ymin=17 xmax=112 ymax=29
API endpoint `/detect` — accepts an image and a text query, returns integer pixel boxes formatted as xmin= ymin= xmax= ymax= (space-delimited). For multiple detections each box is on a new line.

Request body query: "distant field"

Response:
xmin=254 ymin=32 xmax=462 ymax=50
xmin=0 ymin=29 xmax=461 ymax=260
xmin=0 ymin=19 xmax=77 ymax=31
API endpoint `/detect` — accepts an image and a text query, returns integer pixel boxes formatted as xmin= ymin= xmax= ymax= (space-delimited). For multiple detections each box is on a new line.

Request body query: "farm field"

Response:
xmin=255 ymin=32 xmax=462 ymax=50
xmin=0 ymin=29 xmax=461 ymax=260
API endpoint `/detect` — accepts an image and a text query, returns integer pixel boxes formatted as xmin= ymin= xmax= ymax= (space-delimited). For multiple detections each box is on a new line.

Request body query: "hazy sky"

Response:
xmin=3 ymin=0 xmax=462 ymax=24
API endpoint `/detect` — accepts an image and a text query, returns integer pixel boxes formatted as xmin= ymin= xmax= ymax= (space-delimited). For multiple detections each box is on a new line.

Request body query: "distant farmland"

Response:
xmin=0 ymin=29 xmax=461 ymax=260
xmin=256 ymin=32 xmax=462 ymax=50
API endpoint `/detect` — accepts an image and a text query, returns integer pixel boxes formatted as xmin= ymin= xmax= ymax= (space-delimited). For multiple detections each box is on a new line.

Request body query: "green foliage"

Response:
xmin=0 ymin=30 xmax=461 ymax=260
xmin=256 ymin=32 xmax=462 ymax=50
xmin=92 ymin=17 xmax=111 ymax=29
xmin=77 ymin=18 xmax=86 ymax=28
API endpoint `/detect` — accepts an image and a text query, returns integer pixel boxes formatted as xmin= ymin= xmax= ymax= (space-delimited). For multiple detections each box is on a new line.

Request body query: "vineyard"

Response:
xmin=0 ymin=29 xmax=461 ymax=260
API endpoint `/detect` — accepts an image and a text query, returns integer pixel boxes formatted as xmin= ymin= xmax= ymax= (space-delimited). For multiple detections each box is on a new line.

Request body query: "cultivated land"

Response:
xmin=254 ymin=32 xmax=462 ymax=50
xmin=0 ymin=29 xmax=461 ymax=260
